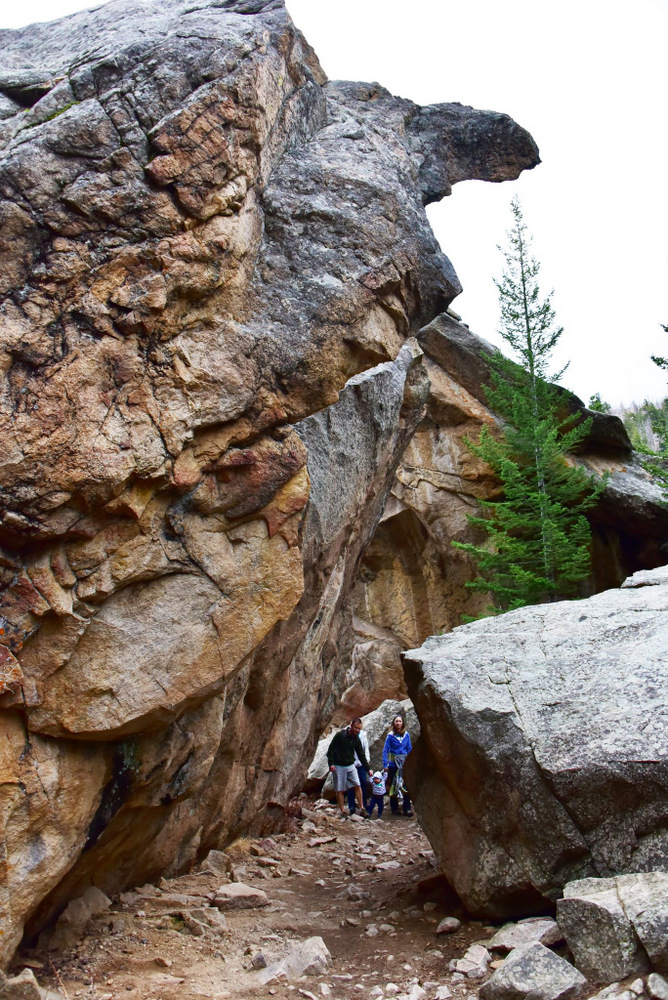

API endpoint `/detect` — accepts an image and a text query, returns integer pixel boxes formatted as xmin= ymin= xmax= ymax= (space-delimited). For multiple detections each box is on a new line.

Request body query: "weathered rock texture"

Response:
xmin=0 ymin=0 xmax=542 ymax=963
xmin=478 ymin=941 xmax=587 ymax=1000
xmin=403 ymin=566 xmax=668 ymax=919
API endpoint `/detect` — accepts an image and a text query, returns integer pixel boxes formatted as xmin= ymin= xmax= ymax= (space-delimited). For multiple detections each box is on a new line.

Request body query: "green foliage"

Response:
xmin=454 ymin=198 xmax=605 ymax=616
xmin=621 ymin=395 xmax=668 ymax=502
xmin=588 ymin=392 xmax=611 ymax=413
xmin=651 ymin=323 xmax=668 ymax=371
xmin=622 ymin=399 xmax=668 ymax=454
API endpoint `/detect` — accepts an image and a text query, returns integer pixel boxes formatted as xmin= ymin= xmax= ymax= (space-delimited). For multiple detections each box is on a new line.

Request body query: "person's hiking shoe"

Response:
xmin=403 ymin=810 xmax=414 ymax=817
xmin=359 ymin=808 xmax=369 ymax=819
xmin=338 ymin=811 xmax=349 ymax=820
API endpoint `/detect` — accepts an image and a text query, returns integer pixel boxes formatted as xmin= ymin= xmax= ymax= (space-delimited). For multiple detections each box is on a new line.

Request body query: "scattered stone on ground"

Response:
xmin=487 ymin=918 xmax=563 ymax=952
xmin=557 ymin=874 xmax=668 ymax=982
xmin=478 ymin=941 xmax=588 ymax=999
xmin=8 ymin=799 xmax=655 ymax=1000
xmin=648 ymin=973 xmax=668 ymax=1000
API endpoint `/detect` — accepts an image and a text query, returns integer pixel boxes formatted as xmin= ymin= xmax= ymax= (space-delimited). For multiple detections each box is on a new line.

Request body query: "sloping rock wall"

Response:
xmin=402 ymin=566 xmax=668 ymax=919
xmin=0 ymin=0 xmax=541 ymax=963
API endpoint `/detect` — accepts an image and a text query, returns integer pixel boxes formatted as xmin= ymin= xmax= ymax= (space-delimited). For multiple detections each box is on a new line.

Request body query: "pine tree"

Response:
xmin=620 ymin=326 xmax=668 ymax=502
xmin=651 ymin=323 xmax=668 ymax=371
xmin=454 ymin=198 xmax=605 ymax=614
xmin=588 ymin=392 xmax=611 ymax=413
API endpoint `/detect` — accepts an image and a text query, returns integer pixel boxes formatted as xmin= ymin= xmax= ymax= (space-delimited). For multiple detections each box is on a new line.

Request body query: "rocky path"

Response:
xmin=10 ymin=797 xmax=651 ymax=1000
xmin=13 ymin=799 xmax=492 ymax=1000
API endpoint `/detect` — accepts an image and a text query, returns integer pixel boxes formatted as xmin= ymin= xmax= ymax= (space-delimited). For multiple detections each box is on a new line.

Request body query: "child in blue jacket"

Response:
xmin=368 ymin=771 xmax=386 ymax=817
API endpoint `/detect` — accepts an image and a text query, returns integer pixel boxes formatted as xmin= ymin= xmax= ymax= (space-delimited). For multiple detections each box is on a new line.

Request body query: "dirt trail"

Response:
xmin=14 ymin=798 xmax=491 ymax=1000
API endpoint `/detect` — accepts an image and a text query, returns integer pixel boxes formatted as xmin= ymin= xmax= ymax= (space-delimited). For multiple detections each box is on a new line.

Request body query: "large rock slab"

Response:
xmin=557 ymin=872 xmax=668 ymax=981
xmin=478 ymin=941 xmax=587 ymax=1000
xmin=403 ymin=567 xmax=668 ymax=918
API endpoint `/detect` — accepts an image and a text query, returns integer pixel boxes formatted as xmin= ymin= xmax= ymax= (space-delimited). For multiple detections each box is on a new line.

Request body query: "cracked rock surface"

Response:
xmin=403 ymin=567 xmax=668 ymax=918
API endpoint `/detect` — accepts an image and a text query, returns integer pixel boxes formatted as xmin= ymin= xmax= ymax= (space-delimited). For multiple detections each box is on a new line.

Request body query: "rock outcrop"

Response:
xmin=403 ymin=566 xmax=668 ymax=919
xmin=0 ymin=0 xmax=541 ymax=963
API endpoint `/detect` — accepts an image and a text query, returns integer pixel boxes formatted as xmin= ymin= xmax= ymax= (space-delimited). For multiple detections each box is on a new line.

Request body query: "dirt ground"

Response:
xmin=13 ymin=797 xmax=497 ymax=1000
xmin=12 ymin=797 xmax=631 ymax=1000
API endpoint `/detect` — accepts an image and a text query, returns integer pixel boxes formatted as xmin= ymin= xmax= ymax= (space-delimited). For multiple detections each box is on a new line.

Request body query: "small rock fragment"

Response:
xmin=212 ymin=883 xmax=269 ymax=910
xmin=449 ymin=943 xmax=490 ymax=979
xmin=436 ymin=916 xmax=461 ymax=935
xmin=434 ymin=988 xmax=452 ymax=1000
xmin=255 ymin=936 xmax=331 ymax=985
xmin=488 ymin=917 xmax=563 ymax=952
xmin=198 ymin=850 xmax=231 ymax=876
xmin=648 ymin=974 xmax=668 ymax=1000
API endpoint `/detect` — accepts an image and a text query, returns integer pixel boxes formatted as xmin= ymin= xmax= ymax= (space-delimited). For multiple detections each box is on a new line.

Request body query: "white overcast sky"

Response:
xmin=3 ymin=0 xmax=667 ymax=407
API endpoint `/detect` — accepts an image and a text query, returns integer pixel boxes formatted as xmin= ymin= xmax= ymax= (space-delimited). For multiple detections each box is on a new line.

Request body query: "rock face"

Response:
xmin=403 ymin=567 xmax=668 ymax=918
xmin=0 ymin=0 xmax=541 ymax=965
xmin=1 ymin=0 xmax=666 ymax=974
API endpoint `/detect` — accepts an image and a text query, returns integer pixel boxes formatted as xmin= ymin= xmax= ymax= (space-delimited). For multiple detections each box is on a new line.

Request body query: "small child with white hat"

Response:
xmin=368 ymin=770 xmax=386 ymax=818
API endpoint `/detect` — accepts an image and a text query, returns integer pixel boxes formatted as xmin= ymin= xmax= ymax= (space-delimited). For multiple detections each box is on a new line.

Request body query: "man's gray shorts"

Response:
xmin=333 ymin=764 xmax=360 ymax=792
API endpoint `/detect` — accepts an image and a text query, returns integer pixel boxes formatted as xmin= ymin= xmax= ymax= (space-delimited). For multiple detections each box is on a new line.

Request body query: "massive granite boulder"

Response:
xmin=403 ymin=566 xmax=668 ymax=919
xmin=0 ymin=0 xmax=542 ymax=964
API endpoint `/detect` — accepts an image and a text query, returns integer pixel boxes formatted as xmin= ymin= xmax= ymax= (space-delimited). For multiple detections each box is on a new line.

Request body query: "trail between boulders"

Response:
xmin=12 ymin=798 xmax=618 ymax=1000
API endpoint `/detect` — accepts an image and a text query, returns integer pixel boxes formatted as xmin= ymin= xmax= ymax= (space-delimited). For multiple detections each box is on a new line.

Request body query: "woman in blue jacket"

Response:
xmin=382 ymin=714 xmax=413 ymax=816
